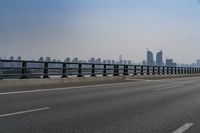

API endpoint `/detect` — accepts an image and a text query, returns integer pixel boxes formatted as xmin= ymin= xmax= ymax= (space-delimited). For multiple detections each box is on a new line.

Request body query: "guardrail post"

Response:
xmin=123 ymin=65 xmax=129 ymax=75
xmin=167 ymin=67 xmax=169 ymax=74
xmin=61 ymin=63 xmax=67 ymax=78
xmin=157 ymin=66 xmax=160 ymax=75
xmin=147 ymin=66 xmax=150 ymax=75
xmin=126 ymin=65 xmax=129 ymax=75
xmin=184 ymin=68 xmax=186 ymax=74
xmin=134 ymin=66 xmax=137 ymax=75
xmin=152 ymin=66 xmax=155 ymax=75
xmin=113 ymin=65 xmax=119 ymax=76
xmin=190 ymin=68 xmax=192 ymax=74
xmin=43 ymin=62 xmax=49 ymax=78
xmin=0 ymin=60 xmax=3 ymax=79
xmin=103 ymin=64 xmax=107 ymax=76
xmin=171 ymin=67 xmax=173 ymax=74
xmin=77 ymin=64 xmax=83 ymax=77
xmin=20 ymin=61 xmax=27 ymax=79
xmin=91 ymin=64 xmax=96 ymax=77
xmin=187 ymin=68 xmax=190 ymax=74
xmin=162 ymin=67 xmax=165 ymax=75
xmin=177 ymin=67 xmax=180 ymax=74
xmin=140 ymin=66 xmax=144 ymax=75
xmin=180 ymin=67 xmax=183 ymax=74
xmin=174 ymin=67 xmax=177 ymax=74
xmin=0 ymin=70 xmax=2 ymax=79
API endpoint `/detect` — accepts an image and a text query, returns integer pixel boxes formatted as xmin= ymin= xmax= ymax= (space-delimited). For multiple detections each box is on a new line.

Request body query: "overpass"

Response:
xmin=1 ymin=59 xmax=200 ymax=133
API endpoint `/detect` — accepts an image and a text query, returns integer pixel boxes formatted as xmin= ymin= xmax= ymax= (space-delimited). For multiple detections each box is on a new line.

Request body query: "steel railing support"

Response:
xmin=20 ymin=61 xmax=27 ymax=79
xmin=103 ymin=64 xmax=107 ymax=76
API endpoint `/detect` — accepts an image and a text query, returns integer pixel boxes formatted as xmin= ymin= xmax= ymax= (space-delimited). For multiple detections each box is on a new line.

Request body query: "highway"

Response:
xmin=0 ymin=77 xmax=200 ymax=133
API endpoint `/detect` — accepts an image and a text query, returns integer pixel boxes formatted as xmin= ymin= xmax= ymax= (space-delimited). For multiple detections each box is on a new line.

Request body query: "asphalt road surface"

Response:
xmin=1 ymin=77 xmax=200 ymax=133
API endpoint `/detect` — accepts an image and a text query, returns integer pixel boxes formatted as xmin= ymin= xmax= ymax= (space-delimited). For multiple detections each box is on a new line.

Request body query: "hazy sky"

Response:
xmin=1 ymin=0 xmax=200 ymax=64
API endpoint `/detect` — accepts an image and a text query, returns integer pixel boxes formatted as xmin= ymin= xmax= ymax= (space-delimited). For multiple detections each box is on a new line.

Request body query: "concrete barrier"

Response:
xmin=0 ymin=74 xmax=200 ymax=88
xmin=0 ymin=76 xmax=124 ymax=87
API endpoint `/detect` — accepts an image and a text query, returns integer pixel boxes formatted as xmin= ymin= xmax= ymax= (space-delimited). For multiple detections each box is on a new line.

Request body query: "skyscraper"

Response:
xmin=147 ymin=50 xmax=154 ymax=66
xmin=197 ymin=59 xmax=200 ymax=67
xmin=156 ymin=51 xmax=163 ymax=66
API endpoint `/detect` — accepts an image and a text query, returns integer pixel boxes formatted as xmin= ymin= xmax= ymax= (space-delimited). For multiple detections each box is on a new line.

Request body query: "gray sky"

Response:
xmin=0 ymin=0 xmax=200 ymax=64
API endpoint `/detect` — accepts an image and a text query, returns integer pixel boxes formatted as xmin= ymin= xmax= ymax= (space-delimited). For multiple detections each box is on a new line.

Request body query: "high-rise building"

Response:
xmin=88 ymin=57 xmax=95 ymax=63
xmin=107 ymin=60 xmax=111 ymax=64
xmin=103 ymin=60 xmax=107 ymax=64
xmin=147 ymin=50 xmax=154 ymax=66
xmin=142 ymin=60 xmax=146 ymax=65
xmin=45 ymin=56 xmax=51 ymax=62
xmin=156 ymin=51 xmax=163 ymax=66
xmin=128 ymin=60 xmax=132 ymax=65
xmin=111 ymin=60 xmax=115 ymax=64
xmin=96 ymin=58 xmax=101 ymax=64
xmin=197 ymin=59 xmax=200 ymax=67
xmin=166 ymin=59 xmax=176 ymax=67
xmin=38 ymin=57 xmax=44 ymax=61
xmin=64 ymin=57 xmax=70 ymax=62
xmin=9 ymin=56 xmax=14 ymax=60
xmin=124 ymin=60 xmax=127 ymax=64
xmin=72 ymin=57 xmax=78 ymax=63
xmin=17 ymin=56 xmax=22 ymax=60
xmin=119 ymin=54 xmax=123 ymax=64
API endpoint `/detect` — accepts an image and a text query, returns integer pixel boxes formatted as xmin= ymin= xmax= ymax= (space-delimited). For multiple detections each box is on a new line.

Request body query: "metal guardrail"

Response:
xmin=0 ymin=59 xmax=200 ymax=79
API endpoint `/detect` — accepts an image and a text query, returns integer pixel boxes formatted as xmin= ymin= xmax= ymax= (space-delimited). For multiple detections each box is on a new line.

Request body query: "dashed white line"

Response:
xmin=0 ymin=82 xmax=136 ymax=96
xmin=0 ymin=107 xmax=50 ymax=118
xmin=154 ymin=85 xmax=183 ymax=91
xmin=172 ymin=123 xmax=194 ymax=133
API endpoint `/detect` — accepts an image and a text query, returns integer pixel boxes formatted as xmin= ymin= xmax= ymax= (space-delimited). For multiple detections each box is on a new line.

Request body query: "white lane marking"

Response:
xmin=154 ymin=85 xmax=183 ymax=91
xmin=0 ymin=82 xmax=136 ymax=96
xmin=172 ymin=123 xmax=194 ymax=133
xmin=144 ymin=80 xmax=162 ymax=82
xmin=0 ymin=107 xmax=50 ymax=118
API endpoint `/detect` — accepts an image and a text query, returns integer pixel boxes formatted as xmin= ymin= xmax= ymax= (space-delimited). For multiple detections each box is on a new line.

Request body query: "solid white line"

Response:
xmin=172 ymin=123 xmax=194 ymax=133
xmin=154 ymin=85 xmax=183 ymax=91
xmin=0 ymin=82 xmax=136 ymax=96
xmin=0 ymin=107 xmax=50 ymax=118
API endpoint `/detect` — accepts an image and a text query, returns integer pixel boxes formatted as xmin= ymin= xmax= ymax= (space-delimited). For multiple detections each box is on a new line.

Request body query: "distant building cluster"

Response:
xmin=146 ymin=50 xmax=176 ymax=67
xmin=0 ymin=55 xmax=133 ymax=68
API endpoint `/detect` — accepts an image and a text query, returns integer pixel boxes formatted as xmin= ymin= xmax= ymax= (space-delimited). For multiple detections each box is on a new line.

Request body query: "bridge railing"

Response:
xmin=0 ymin=59 xmax=200 ymax=79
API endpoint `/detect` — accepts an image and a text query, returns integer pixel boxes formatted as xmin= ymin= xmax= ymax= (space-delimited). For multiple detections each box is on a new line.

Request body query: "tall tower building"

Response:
xmin=156 ymin=51 xmax=163 ymax=66
xmin=119 ymin=54 xmax=123 ymax=64
xmin=147 ymin=50 xmax=154 ymax=66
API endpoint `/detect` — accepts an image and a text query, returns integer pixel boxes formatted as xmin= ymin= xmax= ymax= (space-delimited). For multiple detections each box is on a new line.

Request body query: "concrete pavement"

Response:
xmin=0 ymin=77 xmax=200 ymax=133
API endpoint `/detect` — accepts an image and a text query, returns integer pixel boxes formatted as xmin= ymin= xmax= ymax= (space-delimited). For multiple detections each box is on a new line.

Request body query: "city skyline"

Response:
xmin=1 ymin=0 xmax=200 ymax=64
xmin=2 ymin=50 xmax=200 ymax=67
